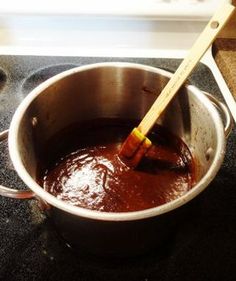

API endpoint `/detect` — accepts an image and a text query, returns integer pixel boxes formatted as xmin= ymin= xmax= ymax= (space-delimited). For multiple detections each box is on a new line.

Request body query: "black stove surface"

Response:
xmin=0 ymin=56 xmax=236 ymax=281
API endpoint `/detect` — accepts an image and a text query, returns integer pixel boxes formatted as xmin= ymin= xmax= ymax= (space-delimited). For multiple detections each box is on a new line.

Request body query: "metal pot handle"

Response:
xmin=0 ymin=130 xmax=35 ymax=199
xmin=203 ymin=92 xmax=234 ymax=138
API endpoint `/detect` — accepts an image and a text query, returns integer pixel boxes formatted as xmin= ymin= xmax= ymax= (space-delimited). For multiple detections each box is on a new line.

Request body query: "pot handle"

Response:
xmin=0 ymin=130 xmax=35 ymax=199
xmin=203 ymin=92 xmax=234 ymax=138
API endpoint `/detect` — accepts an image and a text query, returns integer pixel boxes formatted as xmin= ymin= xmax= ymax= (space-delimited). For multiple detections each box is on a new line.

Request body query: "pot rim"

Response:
xmin=8 ymin=62 xmax=226 ymax=221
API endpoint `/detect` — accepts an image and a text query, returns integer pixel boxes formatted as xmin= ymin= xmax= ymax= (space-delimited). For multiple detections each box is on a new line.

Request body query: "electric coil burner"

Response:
xmin=0 ymin=55 xmax=235 ymax=281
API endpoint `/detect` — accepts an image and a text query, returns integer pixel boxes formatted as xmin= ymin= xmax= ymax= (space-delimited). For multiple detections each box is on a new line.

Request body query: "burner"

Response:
xmin=0 ymin=68 xmax=7 ymax=92
xmin=22 ymin=64 xmax=79 ymax=94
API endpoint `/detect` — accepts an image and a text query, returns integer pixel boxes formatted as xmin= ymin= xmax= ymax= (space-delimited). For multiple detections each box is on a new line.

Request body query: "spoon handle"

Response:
xmin=138 ymin=3 xmax=235 ymax=136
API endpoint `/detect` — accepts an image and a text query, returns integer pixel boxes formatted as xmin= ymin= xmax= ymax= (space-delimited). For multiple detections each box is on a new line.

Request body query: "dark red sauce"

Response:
xmin=39 ymin=119 xmax=195 ymax=212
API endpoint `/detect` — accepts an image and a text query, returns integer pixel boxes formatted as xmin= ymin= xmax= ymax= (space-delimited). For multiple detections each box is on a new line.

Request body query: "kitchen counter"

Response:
xmin=213 ymin=38 xmax=236 ymax=100
xmin=214 ymin=0 xmax=236 ymax=100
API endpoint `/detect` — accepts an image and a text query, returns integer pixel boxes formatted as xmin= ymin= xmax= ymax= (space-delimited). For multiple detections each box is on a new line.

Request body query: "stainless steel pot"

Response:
xmin=0 ymin=62 xmax=233 ymax=256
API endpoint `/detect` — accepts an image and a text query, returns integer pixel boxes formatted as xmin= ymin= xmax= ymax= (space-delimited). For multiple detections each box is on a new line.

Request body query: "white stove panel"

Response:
xmin=0 ymin=0 xmax=232 ymax=20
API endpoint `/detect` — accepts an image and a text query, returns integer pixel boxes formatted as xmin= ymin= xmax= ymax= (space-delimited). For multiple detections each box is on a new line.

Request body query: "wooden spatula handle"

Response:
xmin=138 ymin=3 xmax=235 ymax=136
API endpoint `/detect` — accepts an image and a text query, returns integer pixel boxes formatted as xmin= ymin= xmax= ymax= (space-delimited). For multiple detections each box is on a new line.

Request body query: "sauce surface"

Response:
xmin=39 ymin=119 xmax=195 ymax=212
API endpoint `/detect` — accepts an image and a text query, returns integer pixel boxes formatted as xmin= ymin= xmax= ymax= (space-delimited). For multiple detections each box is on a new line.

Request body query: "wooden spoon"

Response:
xmin=119 ymin=2 xmax=235 ymax=167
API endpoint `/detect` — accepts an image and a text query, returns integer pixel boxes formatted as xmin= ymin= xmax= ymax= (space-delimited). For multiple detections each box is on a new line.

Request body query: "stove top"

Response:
xmin=0 ymin=55 xmax=236 ymax=281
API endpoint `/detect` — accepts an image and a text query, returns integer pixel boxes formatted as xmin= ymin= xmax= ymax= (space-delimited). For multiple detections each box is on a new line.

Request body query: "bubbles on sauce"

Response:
xmin=40 ymin=121 xmax=195 ymax=213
